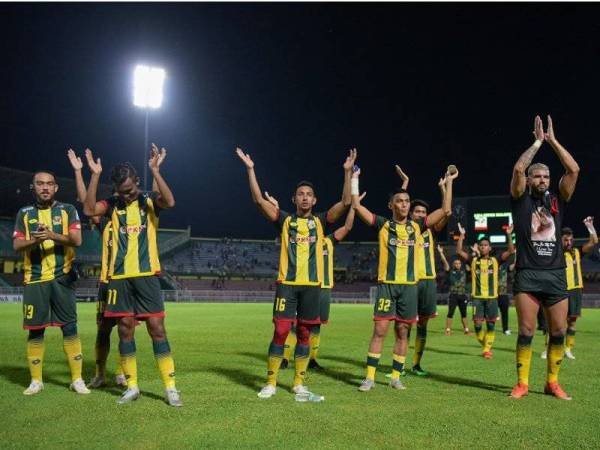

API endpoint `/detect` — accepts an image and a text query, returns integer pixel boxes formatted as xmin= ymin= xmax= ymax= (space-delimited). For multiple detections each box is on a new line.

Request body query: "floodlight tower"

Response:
xmin=133 ymin=65 xmax=166 ymax=190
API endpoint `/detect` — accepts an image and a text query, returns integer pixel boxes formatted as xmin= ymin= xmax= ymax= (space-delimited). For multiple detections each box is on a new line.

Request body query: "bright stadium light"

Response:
xmin=133 ymin=65 xmax=165 ymax=108
xmin=133 ymin=64 xmax=166 ymax=190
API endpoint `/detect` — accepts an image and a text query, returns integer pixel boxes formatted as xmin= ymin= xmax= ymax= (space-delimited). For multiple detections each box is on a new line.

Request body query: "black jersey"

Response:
xmin=511 ymin=190 xmax=565 ymax=270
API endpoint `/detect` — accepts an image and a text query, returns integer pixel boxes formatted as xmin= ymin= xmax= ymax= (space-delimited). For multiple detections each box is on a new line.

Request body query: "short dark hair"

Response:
xmin=388 ymin=187 xmax=409 ymax=202
xmin=32 ymin=170 xmax=56 ymax=183
xmin=562 ymin=227 xmax=574 ymax=236
xmin=110 ymin=162 xmax=138 ymax=186
xmin=477 ymin=236 xmax=491 ymax=245
xmin=410 ymin=199 xmax=429 ymax=213
xmin=295 ymin=180 xmax=316 ymax=196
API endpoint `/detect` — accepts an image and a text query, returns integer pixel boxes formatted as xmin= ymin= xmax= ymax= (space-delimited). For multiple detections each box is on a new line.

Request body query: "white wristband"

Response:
xmin=532 ymin=139 xmax=542 ymax=149
xmin=351 ymin=178 xmax=359 ymax=196
xmin=586 ymin=224 xmax=596 ymax=235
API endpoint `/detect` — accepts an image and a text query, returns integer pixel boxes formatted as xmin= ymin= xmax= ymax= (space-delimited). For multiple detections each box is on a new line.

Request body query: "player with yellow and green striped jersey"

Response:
xmin=352 ymin=167 xmax=453 ymax=392
xmin=84 ymin=145 xmax=182 ymax=407
xmin=561 ymin=217 xmax=598 ymax=360
xmin=237 ymin=147 xmax=355 ymax=400
xmin=13 ymin=168 xmax=88 ymax=396
xmin=456 ymin=223 xmax=515 ymax=359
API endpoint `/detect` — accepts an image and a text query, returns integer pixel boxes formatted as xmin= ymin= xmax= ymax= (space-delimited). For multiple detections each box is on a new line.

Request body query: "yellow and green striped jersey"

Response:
xmin=565 ymin=248 xmax=583 ymax=290
xmin=275 ymin=210 xmax=327 ymax=286
xmin=322 ymin=235 xmax=338 ymax=289
xmin=417 ymin=229 xmax=436 ymax=280
xmin=13 ymin=202 xmax=81 ymax=284
xmin=99 ymin=218 xmax=113 ymax=284
xmin=102 ymin=192 xmax=161 ymax=279
xmin=471 ymin=256 xmax=499 ymax=299
xmin=372 ymin=215 xmax=424 ymax=285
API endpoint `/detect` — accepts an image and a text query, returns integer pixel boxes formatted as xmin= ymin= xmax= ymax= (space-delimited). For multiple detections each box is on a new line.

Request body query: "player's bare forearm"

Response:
xmin=50 ymin=230 xmax=82 ymax=247
xmin=511 ymin=141 xmax=542 ymax=198
xmin=246 ymin=168 xmax=277 ymax=221
xmin=151 ymin=169 xmax=176 ymax=209
xmin=327 ymin=201 xmax=347 ymax=224
xmin=438 ymin=248 xmax=450 ymax=272
xmin=83 ymin=174 xmax=104 ymax=216
xmin=342 ymin=168 xmax=352 ymax=207
xmin=73 ymin=170 xmax=87 ymax=204
xmin=582 ymin=234 xmax=598 ymax=254
xmin=352 ymin=195 xmax=374 ymax=226
xmin=152 ymin=177 xmax=159 ymax=193
xmin=550 ymin=140 xmax=580 ymax=202
xmin=13 ymin=238 xmax=40 ymax=252
xmin=425 ymin=208 xmax=446 ymax=229
xmin=456 ymin=236 xmax=470 ymax=261
xmin=334 ymin=207 xmax=357 ymax=241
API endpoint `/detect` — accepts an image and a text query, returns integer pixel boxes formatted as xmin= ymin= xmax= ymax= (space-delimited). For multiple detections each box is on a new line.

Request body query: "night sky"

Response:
xmin=1 ymin=3 xmax=599 ymax=240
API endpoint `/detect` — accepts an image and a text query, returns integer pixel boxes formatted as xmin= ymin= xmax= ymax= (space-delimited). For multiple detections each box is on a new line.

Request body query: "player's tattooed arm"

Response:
xmin=149 ymin=143 xmax=175 ymax=209
xmin=236 ymin=148 xmax=278 ymax=221
xmin=582 ymin=216 xmax=598 ymax=254
xmin=67 ymin=149 xmax=87 ymax=203
xmin=500 ymin=224 xmax=515 ymax=261
xmin=83 ymin=149 xmax=109 ymax=217
xmin=327 ymin=148 xmax=357 ymax=221
xmin=351 ymin=169 xmax=376 ymax=226
xmin=437 ymin=244 xmax=450 ymax=272
xmin=544 ymin=116 xmax=580 ymax=202
xmin=334 ymin=192 xmax=365 ymax=241
xmin=395 ymin=165 xmax=409 ymax=190
xmin=151 ymin=144 xmax=167 ymax=194
xmin=455 ymin=223 xmax=471 ymax=262
xmin=511 ymin=115 xmax=545 ymax=199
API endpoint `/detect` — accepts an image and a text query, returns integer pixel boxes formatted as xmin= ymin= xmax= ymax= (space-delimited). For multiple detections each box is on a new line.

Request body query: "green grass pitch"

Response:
xmin=1 ymin=302 xmax=599 ymax=449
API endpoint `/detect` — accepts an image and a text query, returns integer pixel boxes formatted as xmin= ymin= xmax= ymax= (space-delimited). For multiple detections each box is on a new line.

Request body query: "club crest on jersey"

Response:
xmin=307 ymin=220 xmax=316 ymax=229
xmin=405 ymin=224 xmax=414 ymax=234
xmin=52 ymin=216 xmax=62 ymax=225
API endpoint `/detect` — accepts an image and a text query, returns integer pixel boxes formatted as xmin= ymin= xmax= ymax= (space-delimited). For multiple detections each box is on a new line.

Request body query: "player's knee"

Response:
xmin=296 ymin=324 xmax=311 ymax=346
xmin=272 ymin=320 xmax=292 ymax=345
xmin=61 ymin=322 xmax=78 ymax=337
xmin=518 ymin=324 xmax=535 ymax=336
xmin=28 ymin=329 xmax=45 ymax=341
xmin=147 ymin=322 xmax=166 ymax=341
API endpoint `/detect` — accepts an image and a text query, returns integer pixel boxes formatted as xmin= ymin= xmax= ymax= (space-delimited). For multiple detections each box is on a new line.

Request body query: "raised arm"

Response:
xmin=395 ymin=165 xmax=409 ymax=190
xmin=544 ymin=116 xmax=580 ymax=202
xmin=351 ymin=169 xmax=377 ymax=226
xmin=149 ymin=144 xmax=175 ymax=209
xmin=456 ymin=223 xmax=471 ymax=262
xmin=151 ymin=144 xmax=167 ymax=193
xmin=500 ymin=223 xmax=516 ymax=261
xmin=581 ymin=216 xmax=598 ymax=254
xmin=511 ymin=116 xmax=545 ymax=199
xmin=326 ymin=148 xmax=356 ymax=223
xmin=83 ymin=149 xmax=109 ymax=217
xmin=67 ymin=149 xmax=87 ymax=203
xmin=236 ymin=148 xmax=278 ymax=221
xmin=437 ymin=244 xmax=450 ymax=272
xmin=333 ymin=192 xmax=365 ymax=242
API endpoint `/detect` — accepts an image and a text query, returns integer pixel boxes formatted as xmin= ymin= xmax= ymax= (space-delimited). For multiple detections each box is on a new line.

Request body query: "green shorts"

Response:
xmin=319 ymin=289 xmax=332 ymax=324
xmin=373 ymin=283 xmax=418 ymax=323
xmin=96 ymin=282 xmax=118 ymax=327
xmin=22 ymin=273 xmax=77 ymax=330
xmin=417 ymin=278 xmax=438 ymax=319
xmin=513 ymin=268 xmax=567 ymax=306
xmin=273 ymin=283 xmax=321 ymax=325
xmin=104 ymin=276 xmax=164 ymax=319
xmin=472 ymin=299 xmax=499 ymax=323
xmin=567 ymin=288 xmax=582 ymax=319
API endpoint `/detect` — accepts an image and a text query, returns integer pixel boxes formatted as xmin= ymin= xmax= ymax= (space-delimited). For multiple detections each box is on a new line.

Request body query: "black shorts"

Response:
xmin=373 ymin=283 xmax=418 ymax=323
xmin=417 ymin=279 xmax=438 ymax=319
xmin=567 ymin=288 xmax=583 ymax=319
xmin=513 ymin=268 xmax=567 ymax=306
xmin=272 ymin=283 xmax=321 ymax=325
xmin=96 ymin=282 xmax=118 ymax=327
xmin=104 ymin=276 xmax=164 ymax=319
xmin=319 ymin=289 xmax=331 ymax=324
xmin=22 ymin=274 xmax=77 ymax=330
xmin=447 ymin=293 xmax=468 ymax=319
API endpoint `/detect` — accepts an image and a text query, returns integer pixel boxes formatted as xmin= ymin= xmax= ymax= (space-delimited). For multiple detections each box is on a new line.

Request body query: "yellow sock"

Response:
xmin=267 ymin=342 xmax=284 ymax=386
xmin=293 ymin=344 xmax=310 ymax=386
xmin=412 ymin=326 xmax=426 ymax=366
xmin=483 ymin=330 xmax=496 ymax=353
xmin=119 ymin=340 xmax=138 ymax=388
xmin=309 ymin=333 xmax=321 ymax=360
xmin=283 ymin=332 xmax=296 ymax=361
xmin=546 ymin=335 xmax=565 ymax=384
xmin=153 ymin=340 xmax=176 ymax=389
xmin=391 ymin=354 xmax=406 ymax=380
xmin=366 ymin=352 xmax=381 ymax=380
xmin=516 ymin=335 xmax=533 ymax=386
xmin=566 ymin=332 xmax=575 ymax=352
xmin=63 ymin=335 xmax=83 ymax=382
xmin=27 ymin=337 xmax=45 ymax=382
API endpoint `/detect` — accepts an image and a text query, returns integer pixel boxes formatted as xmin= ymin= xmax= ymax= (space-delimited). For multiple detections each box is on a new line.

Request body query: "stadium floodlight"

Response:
xmin=133 ymin=65 xmax=166 ymax=109
xmin=133 ymin=64 xmax=166 ymax=190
